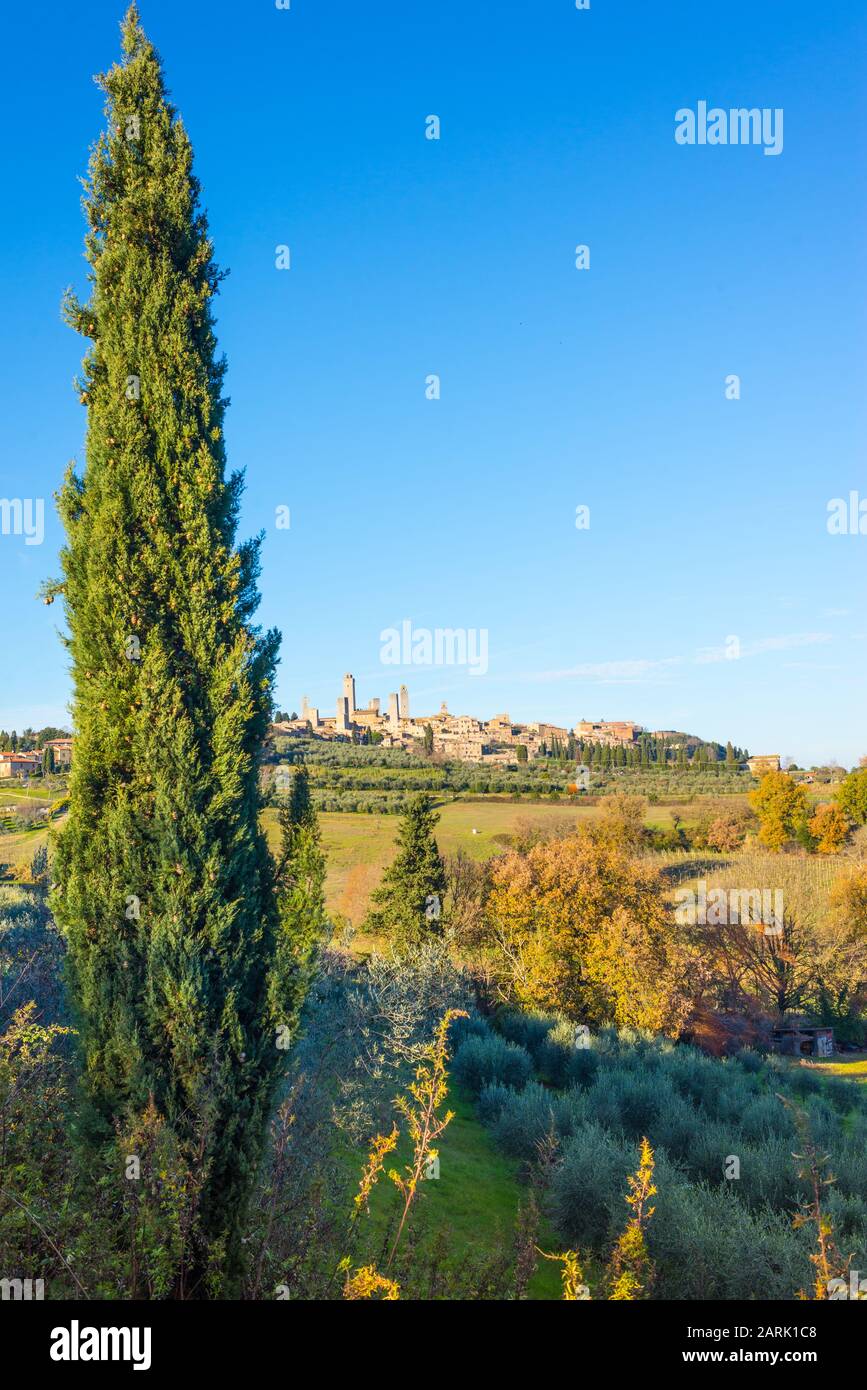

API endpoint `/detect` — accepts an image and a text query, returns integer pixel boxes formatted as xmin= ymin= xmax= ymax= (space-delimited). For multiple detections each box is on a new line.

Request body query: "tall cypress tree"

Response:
xmin=283 ymin=765 xmax=314 ymax=833
xmin=52 ymin=6 xmax=282 ymax=1291
xmin=271 ymin=768 xmax=326 ymax=1035
xmin=365 ymin=793 xmax=447 ymax=949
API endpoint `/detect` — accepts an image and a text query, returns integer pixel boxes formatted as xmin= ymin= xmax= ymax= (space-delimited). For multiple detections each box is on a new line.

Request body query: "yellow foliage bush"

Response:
xmin=485 ymin=829 xmax=692 ymax=1030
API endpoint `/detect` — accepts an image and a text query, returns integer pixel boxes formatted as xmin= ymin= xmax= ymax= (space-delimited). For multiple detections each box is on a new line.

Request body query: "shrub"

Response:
xmin=552 ymin=1087 xmax=589 ymax=1140
xmin=0 ymin=889 xmax=68 ymax=1029
xmin=829 ymin=1138 xmax=867 ymax=1203
xmin=735 ymin=1048 xmax=765 ymax=1074
xmin=823 ymin=1076 xmax=863 ymax=1115
xmin=825 ymin=1188 xmax=867 ymax=1256
xmin=679 ymin=1117 xmax=743 ymax=1187
xmin=548 ymin=1123 xmax=632 ymax=1248
xmin=846 ymin=1108 xmax=867 ymax=1150
xmin=468 ymin=1024 xmax=866 ymax=1300
xmin=491 ymin=1082 xmax=562 ymax=1160
xmin=738 ymin=1094 xmax=792 ymax=1143
xmin=476 ymin=1081 xmax=515 ymax=1126
xmin=451 ymin=1034 xmax=533 ymax=1096
xmin=668 ymin=1047 xmax=734 ymax=1113
xmin=801 ymin=1096 xmax=842 ymax=1148
xmin=567 ymin=1046 xmax=600 ymax=1089
xmin=583 ymin=1066 xmax=675 ymax=1140
xmin=496 ymin=1010 xmax=553 ymax=1060
xmin=787 ymin=1066 xmax=823 ymax=1102
xmin=734 ymin=1137 xmax=805 ymax=1212
xmin=449 ymin=1011 xmax=490 ymax=1051
xmin=647 ymin=1156 xmax=812 ymax=1300
xmin=651 ymin=1094 xmax=709 ymax=1165
xmin=538 ymin=1018 xmax=579 ymax=1087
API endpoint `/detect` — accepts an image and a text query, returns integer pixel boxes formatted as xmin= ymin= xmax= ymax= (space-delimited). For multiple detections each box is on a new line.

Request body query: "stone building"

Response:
xmin=342 ymin=674 xmax=356 ymax=719
xmin=574 ymin=719 xmax=641 ymax=746
xmin=747 ymin=754 xmax=781 ymax=776
xmin=0 ymin=752 xmax=40 ymax=778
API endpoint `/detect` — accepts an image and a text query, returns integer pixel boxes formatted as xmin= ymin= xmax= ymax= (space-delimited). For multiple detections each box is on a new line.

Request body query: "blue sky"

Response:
xmin=1 ymin=0 xmax=865 ymax=765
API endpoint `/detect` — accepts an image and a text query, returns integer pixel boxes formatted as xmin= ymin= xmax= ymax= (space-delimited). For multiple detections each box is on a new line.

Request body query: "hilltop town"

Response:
xmin=269 ymin=673 xmax=755 ymax=768
xmin=0 ymin=700 xmax=772 ymax=784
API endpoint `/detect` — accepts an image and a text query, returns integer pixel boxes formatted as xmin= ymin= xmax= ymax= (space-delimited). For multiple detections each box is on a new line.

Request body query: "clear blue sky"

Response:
xmin=1 ymin=0 xmax=865 ymax=766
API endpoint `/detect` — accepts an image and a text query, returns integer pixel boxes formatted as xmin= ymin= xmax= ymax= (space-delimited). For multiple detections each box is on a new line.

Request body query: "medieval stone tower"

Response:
xmin=342 ymin=673 xmax=356 ymax=718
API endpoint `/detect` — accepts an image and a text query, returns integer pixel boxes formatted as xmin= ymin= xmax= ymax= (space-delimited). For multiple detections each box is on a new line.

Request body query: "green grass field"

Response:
xmin=346 ymin=1090 xmax=563 ymax=1299
xmin=800 ymin=1053 xmax=867 ymax=1085
xmin=265 ymin=793 xmax=755 ymax=926
xmin=263 ymin=800 xmax=601 ymax=924
xmin=0 ymin=789 xmax=67 ymax=878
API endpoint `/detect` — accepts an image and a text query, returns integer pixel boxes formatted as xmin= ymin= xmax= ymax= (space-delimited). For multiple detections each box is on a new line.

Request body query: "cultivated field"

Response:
xmin=265 ymin=792 xmax=759 ymax=927
xmin=0 ymin=782 xmax=67 ymax=878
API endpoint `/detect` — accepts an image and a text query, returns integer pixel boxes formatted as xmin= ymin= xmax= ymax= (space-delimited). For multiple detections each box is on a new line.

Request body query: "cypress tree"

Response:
xmin=272 ymin=768 xmax=326 ymax=1037
xmin=281 ymin=764 xmax=314 ymax=833
xmin=365 ymin=793 xmax=447 ymax=949
xmin=52 ymin=6 xmax=283 ymax=1291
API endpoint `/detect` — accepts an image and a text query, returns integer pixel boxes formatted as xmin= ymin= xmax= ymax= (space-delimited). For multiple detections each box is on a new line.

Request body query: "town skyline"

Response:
xmin=1 ymin=657 xmax=854 ymax=772
xmin=269 ymin=670 xmax=791 ymax=769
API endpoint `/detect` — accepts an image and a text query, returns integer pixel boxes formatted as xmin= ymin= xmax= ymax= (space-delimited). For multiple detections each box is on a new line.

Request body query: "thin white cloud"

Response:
xmin=782 ymin=662 xmax=843 ymax=671
xmin=748 ymin=633 xmax=832 ymax=655
xmin=695 ymin=633 xmax=832 ymax=664
xmin=515 ymin=657 xmax=682 ymax=684
xmin=507 ymin=632 xmax=836 ymax=687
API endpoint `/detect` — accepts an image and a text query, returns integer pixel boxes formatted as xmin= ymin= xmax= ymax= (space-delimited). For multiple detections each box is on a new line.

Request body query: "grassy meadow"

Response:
xmin=263 ymin=790 xmax=784 ymax=928
xmin=264 ymin=799 xmax=604 ymax=925
xmin=343 ymin=1090 xmax=563 ymax=1299
xmin=0 ymin=789 xmax=54 ymax=874
xmin=785 ymin=1053 xmax=867 ymax=1085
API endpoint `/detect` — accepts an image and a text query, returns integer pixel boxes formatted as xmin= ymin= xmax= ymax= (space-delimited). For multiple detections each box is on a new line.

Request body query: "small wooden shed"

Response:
xmin=771 ymin=1024 xmax=834 ymax=1058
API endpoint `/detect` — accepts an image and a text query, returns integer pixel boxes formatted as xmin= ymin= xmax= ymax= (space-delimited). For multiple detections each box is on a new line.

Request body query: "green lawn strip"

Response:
xmin=343 ymin=1090 xmax=562 ymax=1299
xmin=0 ymin=785 xmax=55 ymax=805
xmin=784 ymin=1055 xmax=867 ymax=1087
xmin=0 ymin=826 xmax=50 ymax=874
